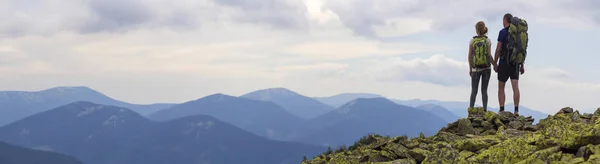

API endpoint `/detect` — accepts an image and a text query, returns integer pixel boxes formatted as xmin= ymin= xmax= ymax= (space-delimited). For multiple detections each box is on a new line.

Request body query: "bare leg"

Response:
xmin=498 ymin=81 xmax=506 ymax=112
xmin=511 ymin=79 xmax=520 ymax=115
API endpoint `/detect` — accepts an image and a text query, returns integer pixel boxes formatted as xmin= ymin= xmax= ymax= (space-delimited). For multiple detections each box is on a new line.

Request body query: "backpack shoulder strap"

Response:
xmin=473 ymin=35 xmax=488 ymax=39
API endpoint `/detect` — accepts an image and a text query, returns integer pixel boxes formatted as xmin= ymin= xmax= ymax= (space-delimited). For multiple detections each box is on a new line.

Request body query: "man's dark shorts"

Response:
xmin=498 ymin=63 xmax=519 ymax=83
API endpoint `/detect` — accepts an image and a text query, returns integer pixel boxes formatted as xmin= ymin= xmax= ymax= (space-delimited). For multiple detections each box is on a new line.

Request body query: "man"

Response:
xmin=494 ymin=13 xmax=525 ymax=116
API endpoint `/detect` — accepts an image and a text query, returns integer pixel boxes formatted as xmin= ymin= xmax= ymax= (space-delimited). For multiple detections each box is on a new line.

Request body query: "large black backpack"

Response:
xmin=505 ymin=17 xmax=529 ymax=65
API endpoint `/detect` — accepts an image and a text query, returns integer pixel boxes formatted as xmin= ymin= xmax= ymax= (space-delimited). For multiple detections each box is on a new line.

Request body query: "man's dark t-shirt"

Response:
xmin=496 ymin=27 xmax=519 ymax=82
xmin=497 ymin=27 xmax=509 ymax=64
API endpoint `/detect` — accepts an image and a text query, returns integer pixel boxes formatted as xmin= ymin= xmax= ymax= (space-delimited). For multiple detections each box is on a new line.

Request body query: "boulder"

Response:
xmin=557 ymin=107 xmax=574 ymax=114
xmin=385 ymin=159 xmax=417 ymax=164
xmin=484 ymin=111 xmax=496 ymax=122
xmin=407 ymin=148 xmax=429 ymax=162
xmin=508 ymin=120 xmax=525 ymax=130
xmin=441 ymin=118 xmax=478 ymax=136
xmin=497 ymin=111 xmax=515 ymax=123
xmin=468 ymin=107 xmax=485 ymax=119
xmin=453 ymin=136 xmax=500 ymax=152
xmin=456 ymin=118 xmax=478 ymax=136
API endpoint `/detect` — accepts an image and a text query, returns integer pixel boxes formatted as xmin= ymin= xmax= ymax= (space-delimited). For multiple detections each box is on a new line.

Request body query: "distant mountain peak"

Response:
xmin=48 ymin=86 xmax=92 ymax=90
xmin=66 ymin=101 xmax=101 ymax=107
xmin=417 ymin=103 xmax=444 ymax=109
xmin=240 ymin=87 xmax=334 ymax=119
xmin=56 ymin=101 xmax=137 ymax=120
xmin=337 ymin=100 xmax=358 ymax=114
xmin=201 ymin=93 xmax=236 ymax=102
xmin=265 ymin=87 xmax=295 ymax=93
xmin=0 ymin=102 xmax=147 ymax=143
xmin=336 ymin=97 xmax=396 ymax=114
xmin=41 ymin=86 xmax=97 ymax=93
xmin=314 ymin=92 xmax=386 ymax=108
xmin=65 ymin=100 xmax=105 ymax=107
xmin=354 ymin=97 xmax=394 ymax=104
xmin=333 ymin=93 xmax=383 ymax=98
xmin=242 ymin=88 xmax=300 ymax=100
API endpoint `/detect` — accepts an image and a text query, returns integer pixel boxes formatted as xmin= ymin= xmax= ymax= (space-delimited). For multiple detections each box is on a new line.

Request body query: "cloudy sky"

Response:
xmin=1 ymin=0 xmax=599 ymax=113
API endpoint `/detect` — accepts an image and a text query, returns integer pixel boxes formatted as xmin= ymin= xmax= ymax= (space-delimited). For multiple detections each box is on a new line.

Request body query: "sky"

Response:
xmin=0 ymin=0 xmax=599 ymax=113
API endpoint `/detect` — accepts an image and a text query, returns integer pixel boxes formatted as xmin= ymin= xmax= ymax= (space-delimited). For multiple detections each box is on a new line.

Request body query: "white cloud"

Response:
xmin=214 ymin=0 xmax=310 ymax=29
xmin=0 ymin=0 xmax=311 ymax=37
xmin=0 ymin=15 xmax=452 ymax=78
xmin=303 ymin=0 xmax=340 ymax=26
xmin=373 ymin=54 xmax=469 ymax=87
xmin=0 ymin=0 xmax=599 ymax=114
xmin=371 ymin=17 xmax=433 ymax=38
xmin=282 ymin=40 xmax=446 ymax=60
xmin=3 ymin=0 xmax=598 ymax=38
xmin=276 ymin=63 xmax=348 ymax=72
xmin=321 ymin=0 xmax=600 ymax=37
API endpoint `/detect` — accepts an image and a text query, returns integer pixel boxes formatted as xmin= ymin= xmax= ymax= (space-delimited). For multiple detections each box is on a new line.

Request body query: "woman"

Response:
xmin=468 ymin=21 xmax=496 ymax=112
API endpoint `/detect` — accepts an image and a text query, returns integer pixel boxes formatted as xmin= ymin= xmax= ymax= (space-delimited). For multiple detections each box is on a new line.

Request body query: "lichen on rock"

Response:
xmin=302 ymin=107 xmax=600 ymax=164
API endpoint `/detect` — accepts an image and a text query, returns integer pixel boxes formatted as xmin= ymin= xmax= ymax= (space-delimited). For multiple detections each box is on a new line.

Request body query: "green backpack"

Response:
xmin=472 ymin=36 xmax=490 ymax=68
xmin=506 ymin=16 xmax=529 ymax=65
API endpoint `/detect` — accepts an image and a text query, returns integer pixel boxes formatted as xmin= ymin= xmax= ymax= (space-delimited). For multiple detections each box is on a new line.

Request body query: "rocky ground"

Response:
xmin=302 ymin=107 xmax=600 ymax=164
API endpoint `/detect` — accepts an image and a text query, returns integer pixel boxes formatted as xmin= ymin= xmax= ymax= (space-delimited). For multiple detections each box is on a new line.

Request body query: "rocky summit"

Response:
xmin=302 ymin=107 xmax=600 ymax=164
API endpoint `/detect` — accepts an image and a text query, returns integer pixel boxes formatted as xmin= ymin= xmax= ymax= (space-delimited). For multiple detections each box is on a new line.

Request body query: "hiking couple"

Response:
xmin=468 ymin=13 xmax=528 ymax=116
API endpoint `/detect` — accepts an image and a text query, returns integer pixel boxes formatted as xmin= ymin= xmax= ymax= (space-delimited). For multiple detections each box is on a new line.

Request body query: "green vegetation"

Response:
xmin=302 ymin=107 xmax=600 ymax=164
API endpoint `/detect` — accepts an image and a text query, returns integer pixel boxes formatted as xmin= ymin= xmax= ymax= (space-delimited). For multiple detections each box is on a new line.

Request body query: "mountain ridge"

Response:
xmin=295 ymin=97 xmax=448 ymax=147
xmin=314 ymin=93 xmax=384 ymax=108
xmin=0 ymin=86 xmax=175 ymax=126
xmin=148 ymin=93 xmax=308 ymax=141
xmin=313 ymin=92 xmax=550 ymax=123
xmin=416 ymin=104 xmax=460 ymax=123
xmin=241 ymin=88 xmax=334 ymax=119
xmin=0 ymin=101 xmax=325 ymax=164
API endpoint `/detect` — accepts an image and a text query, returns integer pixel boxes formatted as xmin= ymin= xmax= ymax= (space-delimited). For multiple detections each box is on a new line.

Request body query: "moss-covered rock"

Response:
xmin=523 ymin=124 xmax=538 ymax=131
xmin=453 ymin=136 xmax=501 ymax=152
xmin=468 ymin=107 xmax=485 ymax=118
xmin=375 ymin=158 xmax=416 ymax=164
xmin=302 ymin=107 xmax=600 ymax=164
xmin=484 ymin=111 xmax=496 ymax=122
xmin=471 ymin=118 xmax=484 ymax=127
xmin=558 ymin=107 xmax=574 ymax=114
xmin=441 ymin=118 xmax=478 ymax=136
xmin=421 ymin=146 xmax=460 ymax=164
xmin=473 ymin=135 xmax=537 ymax=163
xmin=497 ymin=111 xmax=514 ymax=123
xmin=459 ymin=150 xmax=475 ymax=159
xmin=508 ymin=120 xmax=525 ymax=129
xmin=407 ymin=148 xmax=428 ymax=162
